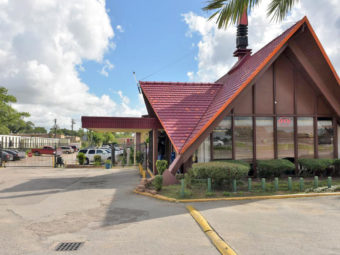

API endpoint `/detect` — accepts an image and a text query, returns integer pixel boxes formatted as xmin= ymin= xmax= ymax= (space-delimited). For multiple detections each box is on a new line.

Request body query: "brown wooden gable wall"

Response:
xmin=230 ymin=50 xmax=335 ymax=117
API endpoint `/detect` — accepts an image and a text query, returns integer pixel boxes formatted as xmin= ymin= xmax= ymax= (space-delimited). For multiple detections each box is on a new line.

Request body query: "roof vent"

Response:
xmin=233 ymin=9 xmax=251 ymax=60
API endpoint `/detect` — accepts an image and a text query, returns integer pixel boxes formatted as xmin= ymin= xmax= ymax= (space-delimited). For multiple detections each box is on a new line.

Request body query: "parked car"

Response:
xmin=78 ymin=149 xmax=111 ymax=165
xmin=31 ymin=146 xmax=55 ymax=156
xmin=1 ymin=151 xmax=11 ymax=162
xmin=3 ymin=150 xmax=20 ymax=161
xmin=59 ymin=146 xmax=74 ymax=154
xmin=70 ymin=145 xmax=78 ymax=152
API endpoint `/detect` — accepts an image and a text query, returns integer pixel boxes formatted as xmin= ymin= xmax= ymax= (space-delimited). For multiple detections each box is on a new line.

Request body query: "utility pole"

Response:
xmin=71 ymin=119 xmax=75 ymax=132
xmin=54 ymin=119 xmax=57 ymax=138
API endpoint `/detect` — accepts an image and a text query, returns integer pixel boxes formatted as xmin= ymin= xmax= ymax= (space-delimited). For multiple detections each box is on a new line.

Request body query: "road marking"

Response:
xmin=186 ymin=205 xmax=237 ymax=255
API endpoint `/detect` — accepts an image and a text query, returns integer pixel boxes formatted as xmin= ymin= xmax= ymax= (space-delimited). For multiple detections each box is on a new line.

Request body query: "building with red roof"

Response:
xmin=82 ymin=16 xmax=340 ymax=185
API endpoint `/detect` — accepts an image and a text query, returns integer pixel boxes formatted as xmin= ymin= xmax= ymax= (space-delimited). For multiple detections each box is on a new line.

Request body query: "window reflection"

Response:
xmin=318 ymin=118 xmax=333 ymax=158
xmin=235 ymin=117 xmax=253 ymax=160
xmin=297 ymin=117 xmax=314 ymax=158
xmin=277 ymin=117 xmax=294 ymax=158
xmin=212 ymin=117 xmax=232 ymax=159
xmin=256 ymin=117 xmax=274 ymax=159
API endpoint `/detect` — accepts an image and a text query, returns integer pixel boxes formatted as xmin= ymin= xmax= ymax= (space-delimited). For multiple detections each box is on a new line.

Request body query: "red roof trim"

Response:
xmin=82 ymin=116 xmax=162 ymax=130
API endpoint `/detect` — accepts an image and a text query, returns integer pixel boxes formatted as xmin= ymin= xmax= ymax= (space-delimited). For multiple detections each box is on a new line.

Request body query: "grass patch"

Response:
xmin=158 ymin=177 xmax=340 ymax=199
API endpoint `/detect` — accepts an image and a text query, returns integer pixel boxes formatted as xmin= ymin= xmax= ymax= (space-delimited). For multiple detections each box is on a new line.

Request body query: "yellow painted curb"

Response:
xmin=134 ymin=189 xmax=340 ymax=203
xmin=147 ymin=168 xmax=155 ymax=178
xmin=186 ymin=205 xmax=237 ymax=255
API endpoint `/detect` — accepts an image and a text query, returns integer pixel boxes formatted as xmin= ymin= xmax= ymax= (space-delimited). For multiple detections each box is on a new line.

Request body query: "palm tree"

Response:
xmin=203 ymin=0 xmax=299 ymax=29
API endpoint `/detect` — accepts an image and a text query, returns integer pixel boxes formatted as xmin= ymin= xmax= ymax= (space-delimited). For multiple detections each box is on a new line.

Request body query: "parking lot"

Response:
xmin=1 ymin=166 xmax=340 ymax=255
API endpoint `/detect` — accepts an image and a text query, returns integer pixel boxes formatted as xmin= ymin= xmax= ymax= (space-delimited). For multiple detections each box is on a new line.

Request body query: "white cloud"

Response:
xmin=184 ymin=0 xmax=340 ymax=82
xmin=116 ymin=25 xmax=124 ymax=33
xmin=0 ymin=0 xmax=145 ymax=130
xmin=100 ymin=59 xmax=114 ymax=77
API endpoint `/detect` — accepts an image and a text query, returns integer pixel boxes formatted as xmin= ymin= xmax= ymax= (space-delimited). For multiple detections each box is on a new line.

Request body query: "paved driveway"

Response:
xmin=0 ymin=167 xmax=217 ymax=255
xmin=1 ymin=167 xmax=340 ymax=255
xmin=193 ymin=197 xmax=340 ymax=255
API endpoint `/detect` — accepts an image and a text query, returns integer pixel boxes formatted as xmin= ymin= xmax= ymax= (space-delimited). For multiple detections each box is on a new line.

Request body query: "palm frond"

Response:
xmin=202 ymin=0 xmax=260 ymax=29
xmin=267 ymin=0 xmax=299 ymax=22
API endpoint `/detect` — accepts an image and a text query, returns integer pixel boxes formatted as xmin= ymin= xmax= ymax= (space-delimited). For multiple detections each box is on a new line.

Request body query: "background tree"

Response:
xmin=0 ymin=87 xmax=31 ymax=134
xmin=203 ymin=0 xmax=299 ymax=29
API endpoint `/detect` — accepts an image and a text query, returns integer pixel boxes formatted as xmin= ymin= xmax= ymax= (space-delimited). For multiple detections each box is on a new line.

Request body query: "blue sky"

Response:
xmin=80 ymin=0 xmax=206 ymax=113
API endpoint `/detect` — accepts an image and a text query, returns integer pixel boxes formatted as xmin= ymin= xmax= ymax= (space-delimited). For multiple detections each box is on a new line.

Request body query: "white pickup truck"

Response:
xmin=78 ymin=149 xmax=111 ymax=165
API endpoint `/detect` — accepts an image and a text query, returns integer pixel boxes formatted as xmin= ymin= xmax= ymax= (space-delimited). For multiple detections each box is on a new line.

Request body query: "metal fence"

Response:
xmin=0 ymin=142 xmax=75 ymax=167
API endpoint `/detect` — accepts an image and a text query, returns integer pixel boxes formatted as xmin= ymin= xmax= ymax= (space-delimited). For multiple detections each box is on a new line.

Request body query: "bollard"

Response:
xmin=274 ymin=177 xmax=279 ymax=192
xmin=261 ymin=178 xmax=266 ymax=191
xmin=314 ymin=176 xmax=319 ymax=189
xmin=232 ymin=179 xmax=237 ymax=192
xmin=207 ymin=178 xmax=212 ymax=193
xmin=248 ymin=178 xmax=252 ymax=192
xmin=299 ymin=177 xmax=304 ymax=192
xmin=328 ymin=176 xmax=332 ymax=188
xmin=288 ymin=177 xmax=292 ymax=191
xmin=180 ymin=179 xmax=185 ymax=198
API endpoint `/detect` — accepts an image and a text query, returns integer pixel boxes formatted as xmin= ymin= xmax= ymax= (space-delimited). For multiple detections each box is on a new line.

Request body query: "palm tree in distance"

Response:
xmin=203 ymin=0 xmax=299 ymax=29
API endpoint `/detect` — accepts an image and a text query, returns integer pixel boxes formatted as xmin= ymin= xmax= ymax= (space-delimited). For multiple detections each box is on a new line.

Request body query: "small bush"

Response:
xmin=136 ymin=151 xmax=143 ymax=164
xmin=298 ymin=159 xmax=334 ymax=176
xmin=191 ymin=161 xmax=250 ymax=187
xmin=223 ymin=191 xmax=231 ymax=197
xmin=205 ymin=192 xmax=215 ymax=197
xmin=153 ymin=175 xmax=163 ymax=191
xmin=156 ymin=160 xmax=168 ymax=175
xmin=334 ymin=160 xmax=340 ymax=176
xmin=94 ymin=155 xmax=102 ymax=166
xmin=257 ymin=159 xmax=295 ymax=178
xmin=77 ymin=152 xmax=86 ymax=165
xmin=105 ymin=159 xmax=111 ymax=164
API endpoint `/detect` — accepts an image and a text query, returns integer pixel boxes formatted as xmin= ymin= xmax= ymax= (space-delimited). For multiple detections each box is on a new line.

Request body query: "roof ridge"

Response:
xmin=140 ymin=81 xmax=223 ymax=86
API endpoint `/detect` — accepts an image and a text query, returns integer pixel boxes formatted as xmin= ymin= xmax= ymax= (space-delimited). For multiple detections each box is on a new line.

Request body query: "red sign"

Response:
xmin=278 ymin=117 xmax=292 ymax=125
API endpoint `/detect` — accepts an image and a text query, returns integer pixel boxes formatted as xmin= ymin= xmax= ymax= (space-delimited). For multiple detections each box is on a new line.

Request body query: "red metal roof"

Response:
xmin=142 ymin=18 xmax=307 ymax=153
xmin=82 ymin=116 xmax=162 ymax=130
xmin=140 ymin=82 xmax=223 ymax=152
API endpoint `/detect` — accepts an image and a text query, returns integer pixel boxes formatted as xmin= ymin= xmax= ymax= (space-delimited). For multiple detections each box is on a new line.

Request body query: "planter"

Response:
xmin=105 ymin=163 xmax=111 ymax=169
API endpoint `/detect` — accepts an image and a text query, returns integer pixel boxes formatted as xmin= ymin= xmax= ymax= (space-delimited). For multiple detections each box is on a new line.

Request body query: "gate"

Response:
xmin=0 ymin=142 xmax=75 ymax=167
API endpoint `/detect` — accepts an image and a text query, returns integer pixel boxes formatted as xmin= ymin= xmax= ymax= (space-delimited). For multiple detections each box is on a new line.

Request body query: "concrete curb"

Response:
xmin=186 ymin=205 xmax=237 ymax=255
xmin=134 ymin=189 xmax=340 ymax=203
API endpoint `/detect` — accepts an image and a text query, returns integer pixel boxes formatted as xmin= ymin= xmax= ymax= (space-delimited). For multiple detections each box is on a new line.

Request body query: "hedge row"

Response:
xmin=257 ymin=159 xmax=295 ymax=178
xmin=190 ymin=161 xmax=250 ymax=186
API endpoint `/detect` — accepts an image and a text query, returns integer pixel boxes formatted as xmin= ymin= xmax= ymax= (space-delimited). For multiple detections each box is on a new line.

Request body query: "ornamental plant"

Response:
xmin=257 ymin=159 xmax=295 ymax=178
xmin=77 ymin=152 xmax=86 ymax=165
xmin=298 ymin=159 xmax=334 ymax=176
xmin=156 ymin=160 xmax=168 ymax=175
xmin=94 ymin=155 xmax=102 ymax=166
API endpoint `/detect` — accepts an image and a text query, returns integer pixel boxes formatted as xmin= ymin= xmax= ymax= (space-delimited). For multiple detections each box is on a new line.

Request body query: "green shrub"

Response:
xmin=298 ymin=159 xmax=334 ymax=176
xmin=94 ymin=155 xmax=102 ymax=166
xmin=205 ymin=192 xmax=215 ymax=197
xmin=191 ymin=161 xmax=250 ymax=186
xmin=153 ymin=175 xmax=163 ymax=191
xmin=156 ymin=160 xmax=168 ymax=175
xmin=334 ymin=159 xmax=340 ymax=176
xmin=257 ymin=159 xmax=295 ymax=178
xmin=223 ymin=191 xmax=231 ymax=197
xmin=105 ymin=159 xmax=111 ymax=164
xmin=77 ymin=152 xmax=86 ymax=165
xmin=136 ymin=151 xmax=143 ymax=164
xmin=121 ymin=149 xmax=127 ymax=167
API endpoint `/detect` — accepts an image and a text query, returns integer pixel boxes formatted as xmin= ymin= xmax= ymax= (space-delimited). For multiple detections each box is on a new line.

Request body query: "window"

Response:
xmin=212 ymin=117 xmax=232 ymax=160
xmin=88 ymin=150 xmax=95 ymax=154
xmin=197 ymin=136 xmax=210 ymax=162
xmin=318 ymin=118 xmax=333 ymax=158
xmin=79 ymin=149 xmax=87 ymax=154
xmin=297 ymin=117 xmax=314 ymax=158
xmin=96 ymin=150 xmax=103 ymax=154
xmin=256 ymin=117 xmax=274 ymax=159
xmin=235 ymin=117 xmax=253 ymax=160
xmin=277 ymin=117 xmax=294 ymax=158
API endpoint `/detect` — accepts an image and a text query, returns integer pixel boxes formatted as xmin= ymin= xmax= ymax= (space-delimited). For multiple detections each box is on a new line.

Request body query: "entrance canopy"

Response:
xmin=81 ymin=116 xmax=162 ymax=132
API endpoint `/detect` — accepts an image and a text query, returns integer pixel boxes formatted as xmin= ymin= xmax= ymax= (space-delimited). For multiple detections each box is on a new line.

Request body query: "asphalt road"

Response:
xmin=1 ymin=166 xmax=340 ymax=255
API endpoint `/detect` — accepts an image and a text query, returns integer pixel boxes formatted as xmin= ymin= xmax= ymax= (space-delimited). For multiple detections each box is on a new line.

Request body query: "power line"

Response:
xmin=140 ymin=49 xmax=195 ymax=81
